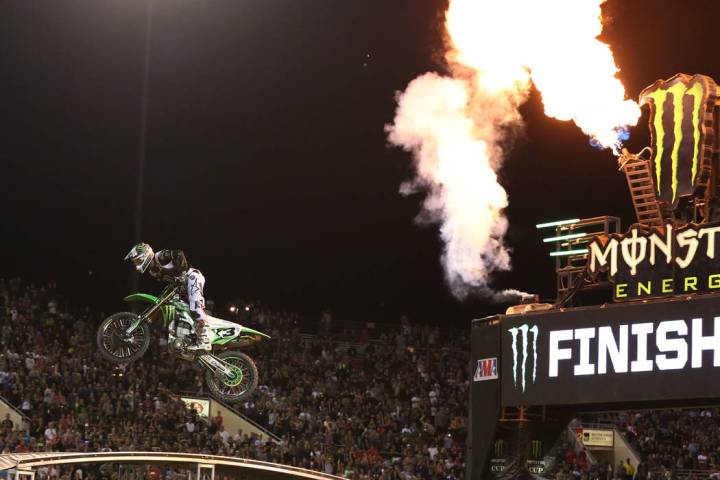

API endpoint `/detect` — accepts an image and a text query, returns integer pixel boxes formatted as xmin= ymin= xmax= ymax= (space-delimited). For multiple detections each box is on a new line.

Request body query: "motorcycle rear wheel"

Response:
xmin=97 ymin=312 xmax=151 ymax=363
xmin=205 ymin=350 xmax=258 ymax=402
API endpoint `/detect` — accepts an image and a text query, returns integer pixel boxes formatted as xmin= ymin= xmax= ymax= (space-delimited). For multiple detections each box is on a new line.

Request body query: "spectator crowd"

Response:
xmin=0 ymin=278 xmax=468 ymax=480
xmin=6 ymin=277 xmax=720 ymax=480
xmin=585 ymin=410 xmax=720 ymax=479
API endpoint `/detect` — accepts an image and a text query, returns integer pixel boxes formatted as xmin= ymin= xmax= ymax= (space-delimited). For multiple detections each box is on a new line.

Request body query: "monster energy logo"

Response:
xmin=490 ymin=440 xmax=506 ymax=474
xmin=508 ymin=324 xmax=539 ymax=392
xmin=161 ymin=305 xmax=176 ymax=324
xmin=493 ymin=439 xmax=504 ymax=457
xmin=530 ymin=440 xmax=543 ymax=460
xmin=640 ymin=74 xmax=716 ymax=204
xmin=588 ymin=222 xmax=720 ymax=300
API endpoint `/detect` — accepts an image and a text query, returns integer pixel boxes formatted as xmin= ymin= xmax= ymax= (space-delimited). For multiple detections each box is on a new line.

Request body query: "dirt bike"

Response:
xmin=96 ymin=283 xmax=269 ymax=402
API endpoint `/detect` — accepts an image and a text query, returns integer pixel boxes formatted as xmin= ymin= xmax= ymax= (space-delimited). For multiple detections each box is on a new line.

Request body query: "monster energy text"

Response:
xmin=589 ymin=222 xmax=720 ymax=299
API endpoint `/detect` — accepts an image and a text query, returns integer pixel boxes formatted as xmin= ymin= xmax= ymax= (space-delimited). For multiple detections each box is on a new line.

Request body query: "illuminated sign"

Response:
xmin=181 ymin=397 xmax=210 ymax=418
xmin=507 ymin=325 xmax=538 ymax=392
xmin=588 ymin=222 xmax=720 ymax=300
xmin=580 ymin=429 xmax=614 ymax=448
xmin=501 ymin=295 xmax=720 ymax=406
xmin=546 ymin=319 xmax=720 ymax=376
xmin=639 ymin=73 xmax=717 ymax=206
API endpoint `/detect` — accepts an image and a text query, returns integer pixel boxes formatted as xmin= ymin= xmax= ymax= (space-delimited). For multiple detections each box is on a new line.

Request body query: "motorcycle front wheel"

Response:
xmin=96 ymin=312 xmax=151 ymax=363
xmin=205 ymin=350 xmax=259 ymax=402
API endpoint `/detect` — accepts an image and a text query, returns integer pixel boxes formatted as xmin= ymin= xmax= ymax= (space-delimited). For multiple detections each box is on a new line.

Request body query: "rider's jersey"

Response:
xmin=149 ymin=249 xmax=189 ymax=283
xmin=148 ymin=249 xmax=205 ymax=319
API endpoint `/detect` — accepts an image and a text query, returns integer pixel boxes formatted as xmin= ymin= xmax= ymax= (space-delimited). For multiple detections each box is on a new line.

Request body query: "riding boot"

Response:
xmin=188 ymin=317 xmax=212 ymax=352
xmin=197 ymin=321 xmax=212 ymax=352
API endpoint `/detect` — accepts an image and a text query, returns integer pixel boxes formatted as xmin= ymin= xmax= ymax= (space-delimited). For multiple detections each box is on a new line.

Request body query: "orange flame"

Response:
xmin=446 ymin=0 xmax=639 ymax=151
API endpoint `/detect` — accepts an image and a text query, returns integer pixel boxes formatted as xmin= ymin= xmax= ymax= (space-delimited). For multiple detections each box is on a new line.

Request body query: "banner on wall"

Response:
xmin=181 ymin=397 xmax=210 ymax=418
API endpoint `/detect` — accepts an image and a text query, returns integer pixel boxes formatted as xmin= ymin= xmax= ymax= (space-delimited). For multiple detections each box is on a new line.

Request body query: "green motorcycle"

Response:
xmin=96 ymin=284 xmax=269 ymax=402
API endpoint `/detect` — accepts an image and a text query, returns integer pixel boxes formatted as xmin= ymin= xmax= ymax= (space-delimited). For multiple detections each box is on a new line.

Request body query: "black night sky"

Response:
xmin=1 ymin=0 xmax=719 ymax=325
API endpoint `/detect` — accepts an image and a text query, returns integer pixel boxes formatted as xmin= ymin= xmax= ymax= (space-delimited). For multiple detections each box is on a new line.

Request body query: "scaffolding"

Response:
xmin=539 ymin=216 xmax=621 ymax=302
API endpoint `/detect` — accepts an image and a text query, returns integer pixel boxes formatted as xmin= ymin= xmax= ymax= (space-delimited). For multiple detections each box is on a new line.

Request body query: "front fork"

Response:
xmin=197 ymin=354 xmax=234 ymax=377
xmin=125 ymin=286 xmax=179 ymax=335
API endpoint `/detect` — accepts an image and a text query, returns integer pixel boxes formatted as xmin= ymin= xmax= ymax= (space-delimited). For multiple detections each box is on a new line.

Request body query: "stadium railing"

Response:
xmin=0 ymin=393 xmax=29 ymax=432
xmin=659 ymin=467 xmax=720 ymax=480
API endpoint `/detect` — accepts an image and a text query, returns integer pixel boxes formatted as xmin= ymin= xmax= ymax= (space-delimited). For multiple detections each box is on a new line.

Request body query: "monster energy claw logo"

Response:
xmin=527 ymin=440 xmax=546 ymax=474
xmin=530 ymin=440 xmax=543 ymax=460
xmin=161 ymin=305 xmax=176 ymax=323
xmin=508 ymin=324 xmax=539 ymax=392
xmin=494 ymin=439 xmax=504 ymax=458
xmin=640 ymin=73 xmax=716 ymax=204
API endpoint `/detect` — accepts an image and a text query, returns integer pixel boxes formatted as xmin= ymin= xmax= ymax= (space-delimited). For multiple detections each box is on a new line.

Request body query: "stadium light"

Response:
xmin=536 ymin=218 xmax=580 ymax=229
xmin=131 ymin=0 xmax=155 ymax=292
xmin=549 ymin=248 xmax=589 ymax=257
xmin=542 ymin=232 xmax=587 ymax=243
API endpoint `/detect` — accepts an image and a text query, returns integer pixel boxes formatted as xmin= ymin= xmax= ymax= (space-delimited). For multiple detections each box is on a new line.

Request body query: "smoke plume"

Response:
xmin=387 ymin=0 xmax=640 ymax=300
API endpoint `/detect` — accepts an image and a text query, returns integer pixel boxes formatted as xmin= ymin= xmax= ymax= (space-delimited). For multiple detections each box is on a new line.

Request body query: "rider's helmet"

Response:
xmin=125 ymin=243 xmax=155 ymax=273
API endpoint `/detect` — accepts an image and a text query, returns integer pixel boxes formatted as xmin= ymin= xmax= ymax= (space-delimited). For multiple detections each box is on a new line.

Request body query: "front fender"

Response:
xmin=123 ymin=293 xmax=160 ymax=304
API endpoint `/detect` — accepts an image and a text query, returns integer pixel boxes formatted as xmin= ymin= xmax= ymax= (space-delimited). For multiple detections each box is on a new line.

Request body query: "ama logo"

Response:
xmin=474 ymin=357 xmax=498 ymax=382
xmin=508 ymin=324 xmax=539 ymax=392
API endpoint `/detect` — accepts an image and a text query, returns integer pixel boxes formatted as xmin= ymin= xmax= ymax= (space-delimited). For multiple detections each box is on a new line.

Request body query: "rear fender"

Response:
xmin=239 ymin=326 xmax=271 ymax=339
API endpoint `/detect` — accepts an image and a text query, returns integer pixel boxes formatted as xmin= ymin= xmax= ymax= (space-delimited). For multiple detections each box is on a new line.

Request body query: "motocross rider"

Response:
xmin=124 ymin=243 xmax=211 ymax=351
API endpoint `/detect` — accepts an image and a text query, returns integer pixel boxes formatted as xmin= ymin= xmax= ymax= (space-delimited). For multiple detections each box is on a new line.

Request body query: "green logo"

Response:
xmin=508 ymin=324 xmax=539 ymax=392
xmin=161 ymin=305 xmax=176 ymax=324
xmin=530 ymin=440 xmax=543 ymax=460
xmin=494 ymin=439 xmax=504 ymax=458
xmin=640 ymin=74 xmax=716 ymax=205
